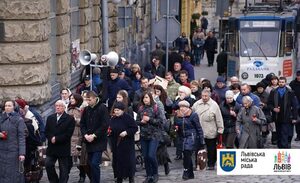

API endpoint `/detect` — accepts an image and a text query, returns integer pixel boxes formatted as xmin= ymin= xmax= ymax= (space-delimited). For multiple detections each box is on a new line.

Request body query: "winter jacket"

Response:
xmin=166 ymin=79 xmax=181 ymax=101
xmin=174 ymin=111 xmax=205 ymax=150
xmin=267 ymin=86 xmax=298 ymax=123
xmin=107 ymin=78 xmax=133 ymax=109
xmin=80 ymin=99 xmax=109 ymax=152
xmin=192 ymin=98 xmax=224 ymax=139
xmin=136 ymin=104 xmax=163 ymax=140
xmin=236 ymin=105 xmax=266 ymax=148
xmin=181 ymin=60 xmax=195 ymax=81
xmin=219 ymin=100 xmax=241 ymax=134
xmin=289 ymin=78 xmax=300 ymax=106
xmin=0 ymin=112 xmax=26 ymax=183
xmin=213 ymin=84 xmax=229 ymax=103
xmin=236 ymin=92 xmax=261 ymax=107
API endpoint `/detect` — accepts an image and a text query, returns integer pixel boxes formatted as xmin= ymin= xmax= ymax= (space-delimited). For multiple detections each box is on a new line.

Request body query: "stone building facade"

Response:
xmin=0 ymin=0 xmax=151 ymax=115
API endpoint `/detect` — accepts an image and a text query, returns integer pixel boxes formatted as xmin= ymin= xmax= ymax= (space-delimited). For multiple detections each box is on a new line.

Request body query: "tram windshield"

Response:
xmin=240 ymin=30 xmax=279 ymax=57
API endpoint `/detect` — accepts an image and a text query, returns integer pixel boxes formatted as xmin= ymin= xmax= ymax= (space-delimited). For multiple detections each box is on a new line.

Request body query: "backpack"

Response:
xmin=29 ymin=107 xmax=46 ymax=142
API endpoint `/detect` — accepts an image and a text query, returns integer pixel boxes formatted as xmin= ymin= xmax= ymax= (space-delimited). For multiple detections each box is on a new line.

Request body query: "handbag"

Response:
xmin=216 ymin=134 xmax=225 ymax=149
xmin=25 ymin=166 xmax=43 ymax=182
xmin=160 ymin=130 xmax=171 ymax=146
xmin=36 ymin=145 xmax=47 ymax=166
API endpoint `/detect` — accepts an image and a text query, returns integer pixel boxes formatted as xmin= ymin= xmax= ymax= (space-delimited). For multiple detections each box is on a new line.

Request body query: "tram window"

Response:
xmin=285 ymin=33 xmax=293 ymax=53
xmin=240 ymin=31 xmax=279 ymax=57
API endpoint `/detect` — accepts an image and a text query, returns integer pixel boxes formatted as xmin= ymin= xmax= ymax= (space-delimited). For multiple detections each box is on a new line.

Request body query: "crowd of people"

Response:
xmin=1 ymin=38 xmax=300 ymax=183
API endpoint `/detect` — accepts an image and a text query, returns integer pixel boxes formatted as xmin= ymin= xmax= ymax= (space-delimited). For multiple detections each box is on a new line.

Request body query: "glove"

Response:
xmin=119 ymin=131 xmax=127 ymax=137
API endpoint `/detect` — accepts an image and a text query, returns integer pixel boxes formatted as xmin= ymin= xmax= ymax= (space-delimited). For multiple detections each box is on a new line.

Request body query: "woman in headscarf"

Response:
xmin=236 ymin=96 xmax=266 ymax=148
xmin=110 ymin=102 xmax=138 ymax=183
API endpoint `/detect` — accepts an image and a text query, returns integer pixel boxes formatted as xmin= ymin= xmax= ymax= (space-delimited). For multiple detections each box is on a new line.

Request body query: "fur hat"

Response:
xmin=178 ymin=86 xmax=191 ymax=96
xmin=178 ymin=100 xmax=190 ymax=108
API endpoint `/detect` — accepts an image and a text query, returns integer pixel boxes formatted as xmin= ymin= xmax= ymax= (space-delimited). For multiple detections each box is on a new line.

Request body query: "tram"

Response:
xmin=223 ymin=1 xmax=300 ymax=85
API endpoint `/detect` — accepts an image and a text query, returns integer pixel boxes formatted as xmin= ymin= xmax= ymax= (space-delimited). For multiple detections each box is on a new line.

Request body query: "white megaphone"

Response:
xmin=79 ymin=50 xmax=97 ymax=66
xmin=100 ymin=51 xmax=119 ymax=67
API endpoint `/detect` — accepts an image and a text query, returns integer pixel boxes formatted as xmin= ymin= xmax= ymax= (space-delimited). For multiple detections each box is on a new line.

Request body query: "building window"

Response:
xmin=70 ymin=0 xmax=80 ymax=73
xmin=49 ymin=0 xmax=57 ymax=84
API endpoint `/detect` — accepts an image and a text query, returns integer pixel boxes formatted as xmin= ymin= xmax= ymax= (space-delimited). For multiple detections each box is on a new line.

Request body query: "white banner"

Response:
xmin=217 ymin=149 xmax=300 ymax=175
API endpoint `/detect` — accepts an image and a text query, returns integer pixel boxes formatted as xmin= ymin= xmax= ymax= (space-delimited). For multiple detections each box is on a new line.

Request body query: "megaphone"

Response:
xmin=79 ymin=50 xmax=97 ymax=66
xmin=100 ymin=51 xmax=119 ymax=67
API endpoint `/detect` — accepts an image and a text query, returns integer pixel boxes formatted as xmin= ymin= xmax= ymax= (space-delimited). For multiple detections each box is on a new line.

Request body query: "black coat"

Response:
xmin=110 ymin=113 xmax=138 ymax=178
xmin=289 ymin=78 xmax=300 ymax=103
xmin=267 ymin=87 xmax=298 ymax=123
xmin=216 ymin=51 xmax=227 ymax=74
xmin=80 ymin=100 xmax=109 ymax=152
xmin=204 ymin=36 xmax=217 ymax=53
xmin=45 ymin=112 xmax=75 ymax=157
xmin=220 ymin=100 xmax=241 ymax=134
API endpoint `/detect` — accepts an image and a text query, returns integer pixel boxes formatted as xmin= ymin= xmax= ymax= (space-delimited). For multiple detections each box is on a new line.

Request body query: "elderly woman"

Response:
xmin=173 ymin=86 xmax=196 ymax=160
xmin=220 ymin=90 xmax=241 ymax=148
xmin=0 ymin=100 xmax=26 ymax=182
xmin=192 ymin=89 xmax=224 ymax=170
xmin=175 ymin=100 xmax=204 ymax=180
xmin=110 ymin=102 xmax=138 ymax=183
xmin=236 ymin=96 xmax=266 ymax=148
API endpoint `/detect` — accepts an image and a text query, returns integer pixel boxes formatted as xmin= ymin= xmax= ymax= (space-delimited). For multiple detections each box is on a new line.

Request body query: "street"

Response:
xmin=40 ymin=61 xmax=300 ymax=183
xmin=40 ymin=140 xmax=300 ymax=183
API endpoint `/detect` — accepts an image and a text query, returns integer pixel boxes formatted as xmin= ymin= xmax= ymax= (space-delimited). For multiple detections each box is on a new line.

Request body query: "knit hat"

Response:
xmin=256 ymin=82 xmax=265 ymax=89
xmin=84 ymin=75 xmax=91 ymax=80
xmin=113 ymin=102 xmax=125 ymax=110
xmin=225 ymin=90 xmax=235 ymax=99
xmin=15 ymin=99 xmax=28 ymax=109
xmin=216 ymin=76 xmax=226 ymax=83
xmin=178 ymin=100 xmax=190 ymax=108
xmin=178 ymin=86 xmax=191 ymax=96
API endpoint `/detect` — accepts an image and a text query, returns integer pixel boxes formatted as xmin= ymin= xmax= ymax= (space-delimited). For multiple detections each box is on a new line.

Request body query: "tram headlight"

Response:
xmin=241 ymin=72 xmax=249 ymax=80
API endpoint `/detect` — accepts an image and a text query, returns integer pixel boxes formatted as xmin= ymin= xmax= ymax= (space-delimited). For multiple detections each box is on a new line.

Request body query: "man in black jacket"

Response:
xmin=289 ymin=70 xmax=300 ymax=141
xmin=45 ymin=100 xmax=75 ymax=183
xmin=80 ymin=91 xmax=109 ymax=183
xmin=204 ymin=31 xmax=218 ymax=67
xmin=267 ymin=77 xmax=298 ymax=148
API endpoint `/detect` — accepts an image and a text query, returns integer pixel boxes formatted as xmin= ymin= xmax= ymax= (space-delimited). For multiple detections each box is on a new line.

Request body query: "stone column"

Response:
xmin=91 ymin=0 xmax=102 ymax=56
xmin=108 ymin=2 xmax=118 ymax=51
xmin=56 ymin=0 xmax=71 ymax=87
xmin=0 ymin=0 xmax=51 ymax=104
xmin=79 ymin=0 xmax=92 ymax=50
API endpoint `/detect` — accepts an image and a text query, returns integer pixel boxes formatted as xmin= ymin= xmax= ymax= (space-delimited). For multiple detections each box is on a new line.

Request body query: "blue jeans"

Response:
xmin=88 ymin=151 xmax=102 ymax=183
xmin=140 ymin=139 xmax=159 ymax=177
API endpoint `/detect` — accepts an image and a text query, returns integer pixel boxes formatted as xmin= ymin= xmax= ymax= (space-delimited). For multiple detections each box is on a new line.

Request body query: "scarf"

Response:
xmin=277 ymin=87 xmax=286 ymax=98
